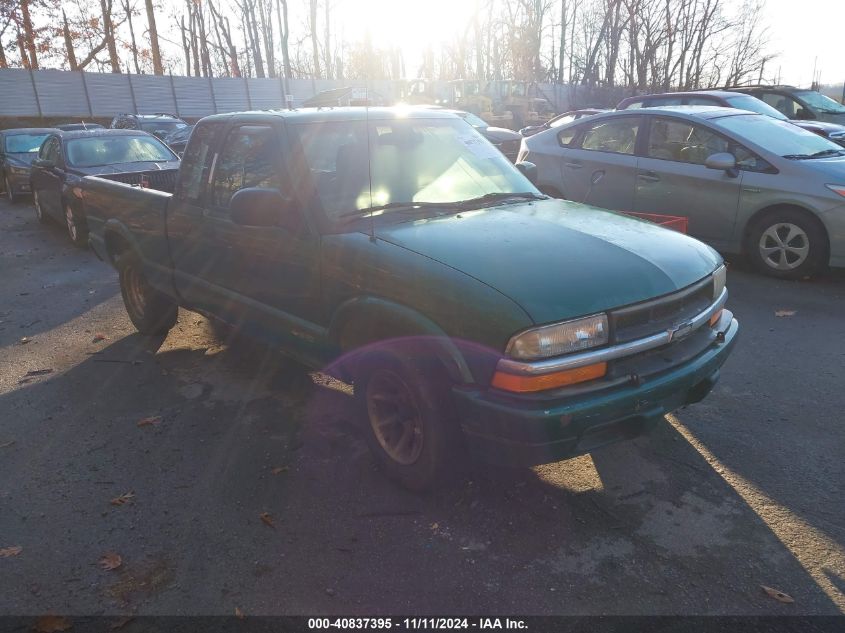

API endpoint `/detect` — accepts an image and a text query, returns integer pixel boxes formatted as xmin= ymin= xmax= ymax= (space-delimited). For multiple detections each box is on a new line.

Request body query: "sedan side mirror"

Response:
xmin=705 ymin=152 xmax=738 ymax=177
xmin=229 ymin=187 xmax=298 ymax=231
xmin=515 ymin=161 xmax=538 ymax=184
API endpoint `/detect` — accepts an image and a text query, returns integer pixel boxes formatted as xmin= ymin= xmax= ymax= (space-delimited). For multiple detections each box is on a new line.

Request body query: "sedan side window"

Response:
xmin=760 ymin=92 xmax=799 ymax=118
xmin=211 ymin=125 xmax=282 ymax=213
xmin=581 ymin=119 xmax=639 ymax=155
xmin=646 ymin=118 xmax=728 ymax=164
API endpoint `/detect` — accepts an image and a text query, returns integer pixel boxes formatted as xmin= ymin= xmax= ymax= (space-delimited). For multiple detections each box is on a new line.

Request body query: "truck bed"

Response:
xmin=81 ymin=174 xmax=175 ymax=293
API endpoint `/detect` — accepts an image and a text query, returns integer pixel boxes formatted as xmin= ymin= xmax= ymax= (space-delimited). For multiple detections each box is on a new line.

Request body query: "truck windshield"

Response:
xmin=5 ymin=133 xmax=50 ymax=153
xmin=794 ymin=90 xmax=845 ymax=114
xmin=65 ymin=135 xmax=174 ymax=167
xmin=723 ymin=95 xmax=789 ymax=120
xmin=292 ymin=117 xmax=535 ymax=222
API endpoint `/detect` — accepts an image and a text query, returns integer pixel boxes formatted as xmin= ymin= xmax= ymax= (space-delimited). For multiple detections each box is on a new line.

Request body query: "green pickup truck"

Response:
xmin=81 ymin=107 xmax=738 ymax=490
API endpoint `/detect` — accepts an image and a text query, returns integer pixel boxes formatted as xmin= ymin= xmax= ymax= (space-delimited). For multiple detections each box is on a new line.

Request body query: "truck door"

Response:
xmin=202 ymin=122 xmax=323 ymax=356
xmin=167 ymin=120 xmax=228 ymax=312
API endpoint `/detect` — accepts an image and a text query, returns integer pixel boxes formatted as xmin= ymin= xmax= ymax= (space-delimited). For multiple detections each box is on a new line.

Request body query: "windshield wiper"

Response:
xmin=783 ymin=149 xmax=845 ymax=160
xmin=454 ymin=191 xmax=548 ymax=208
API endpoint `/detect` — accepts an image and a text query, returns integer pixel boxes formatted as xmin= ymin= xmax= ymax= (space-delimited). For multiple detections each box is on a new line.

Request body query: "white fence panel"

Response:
xmin=130 ymin=75 xmax=177 ymax=114
xmin=32 ymin=70 xmax=90 ymax=117
xmin=84 ymin=73 xmax=135 ymax=117
xmin=212 ymin=78 xmax=251 ymax=113
xmin=247 ymin=78 xmax=284 ymax=110
xmin=0 ymin=69 xmax=40 ymax=117
xmin=172 ymin=76 xmax=215 ymax=117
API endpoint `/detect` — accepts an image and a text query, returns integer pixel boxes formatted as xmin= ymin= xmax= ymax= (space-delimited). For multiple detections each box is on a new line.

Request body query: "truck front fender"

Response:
xmin=328 ymin=296 xmax=476 ymax=384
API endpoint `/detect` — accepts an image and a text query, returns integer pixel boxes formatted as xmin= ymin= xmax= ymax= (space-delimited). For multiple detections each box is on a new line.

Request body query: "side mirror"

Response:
xmin=705 ymin=152 xmax=738 ymax=176
xmin=229 ymin=187 xmax=297 ymax=230
xmin=33 ymin=158 xmax=55 ymax=169
xmin=796 ymin=108 xmax=814 ymax=121
xmin=515 ymin=161 xmax=538 ymax=184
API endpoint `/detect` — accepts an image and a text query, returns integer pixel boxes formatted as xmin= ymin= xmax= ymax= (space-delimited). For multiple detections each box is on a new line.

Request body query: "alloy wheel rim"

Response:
xmin=65 ymin=205 xmax=77 ymax=240
xmin=366 ymin=369 xmax=424 ymax=465
xmin=759 ymin=222 xmax=809 ymax=271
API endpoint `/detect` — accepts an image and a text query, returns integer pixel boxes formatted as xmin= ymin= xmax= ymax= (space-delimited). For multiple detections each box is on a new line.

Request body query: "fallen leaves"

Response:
xmin=19 ymin=368 xmax=53 ymax=384
xmin=136 ymin=416 xmax=162 ymax=428
xmin=0 ymin=545 xmax=22 ymax=558
xmin=270 ymin=466 xmax=289 ymax=475
xmin=33 ymin=615 xmax=72 ymax=633
xmin=110 ymin=492 xmax=135 ymax=506
xmin=92 ymin=333 xmax=107 ymax=343
xmin=775 ymin=310 xmax=796 ymax=318
xmin=234 ymin=607 xmax=246 ymax=619
xmin=259 ymin=512 xmax=275 ymax=528
xmin=20 ymin=336 xmax=31 ymax=345
xmin=98 ymin=552 xmax=123 ymax=571
xmin=761 ymin=585 xmax=795 ymax=603
xmin=0 ymin=440 xmax=14 ymax=449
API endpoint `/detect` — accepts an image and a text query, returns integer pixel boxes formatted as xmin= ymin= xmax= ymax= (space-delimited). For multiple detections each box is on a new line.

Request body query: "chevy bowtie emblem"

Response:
xmin=667 ymin=321 xmax=694 ymax=342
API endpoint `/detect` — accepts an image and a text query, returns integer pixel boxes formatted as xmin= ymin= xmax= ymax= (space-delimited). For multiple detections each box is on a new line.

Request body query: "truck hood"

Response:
xmin=374 ymin=199 xmax=721 ymax=324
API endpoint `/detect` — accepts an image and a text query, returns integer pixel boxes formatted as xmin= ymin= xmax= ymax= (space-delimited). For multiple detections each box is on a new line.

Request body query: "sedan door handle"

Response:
xmin=564 ymin=162 xmax=583 ymax=169
xmin=743 ymin=187 xmax=761 ymax=193
xmin=638 ymin=172 xmax=660 ymax=182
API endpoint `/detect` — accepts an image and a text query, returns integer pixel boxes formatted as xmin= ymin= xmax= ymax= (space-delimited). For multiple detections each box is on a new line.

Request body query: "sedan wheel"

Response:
xmin=758 ymin=223 xmax=809 ymax=271
xmin=366 ymin=368 xmax=425 ymax=466
xmin=64 ymin=203 xmax=88 ymax=247
xmin=33 ymin=190 xmax=48 ymax=223
xmin=5 ymin=176 xmax=17 ymax=204
xmin=748 ymin=209 xmax=826 ymax=279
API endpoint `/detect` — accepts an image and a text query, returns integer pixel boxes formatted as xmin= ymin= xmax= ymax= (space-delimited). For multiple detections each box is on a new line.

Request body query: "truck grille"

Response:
xmin=609 ymin=275 xmax=714 ymax=344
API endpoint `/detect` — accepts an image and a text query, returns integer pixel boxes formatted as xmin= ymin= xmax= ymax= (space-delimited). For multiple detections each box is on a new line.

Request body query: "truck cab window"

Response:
xmin=176 ymin=122 xmax=223 ymax=202
xmin=212 ymin=125 xmax=281 ymax=211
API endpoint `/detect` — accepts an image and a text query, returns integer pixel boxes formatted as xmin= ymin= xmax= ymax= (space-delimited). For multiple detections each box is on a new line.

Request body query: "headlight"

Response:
xmin=713 ymin=264 xmax=727 ymax=300
xmin=9 ymin=166 xmax=27 ymax=175
xmin=826 ymin=184 xmax=845 ymax=198
xmin=506 ymin=313 xmax=608 ymax=360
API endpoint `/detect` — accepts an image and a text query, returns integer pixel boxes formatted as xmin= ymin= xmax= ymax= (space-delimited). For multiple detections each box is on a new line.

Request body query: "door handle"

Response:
xmin=743 ymin=187 xmax=761 ymax=193
xmin=564 ymin=162 xmax=583 ymax=169
xmin=638 ymin=172 xmax=660 ymax=182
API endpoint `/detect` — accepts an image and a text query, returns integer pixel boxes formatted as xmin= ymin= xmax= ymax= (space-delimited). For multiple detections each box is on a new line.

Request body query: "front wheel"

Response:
xmin=117 ymin=250 xmax=178 ymax=335
xmin=4 ymin=176 xmax=18 ymax=204
xmin=65 ymin=202 xmax=88 ymax=248
xmin=747 ymin=209 xmax=827 ymax=279
xmin=353 ymin=347 xmax=465 ymax=491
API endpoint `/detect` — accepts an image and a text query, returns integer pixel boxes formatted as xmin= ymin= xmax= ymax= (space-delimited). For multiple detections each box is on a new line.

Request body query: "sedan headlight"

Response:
xmin=713 ymin=264 xmax=727 ymax=300
xmin=506 ymin=313 xmax=608 ymax=360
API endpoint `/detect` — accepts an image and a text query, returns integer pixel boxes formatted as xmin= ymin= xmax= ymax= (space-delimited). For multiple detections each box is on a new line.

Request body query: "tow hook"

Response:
xmin=629 ymin=373 xmax=642 ymax=387
xmin=716 ymin=330 xmax=726 ymax=343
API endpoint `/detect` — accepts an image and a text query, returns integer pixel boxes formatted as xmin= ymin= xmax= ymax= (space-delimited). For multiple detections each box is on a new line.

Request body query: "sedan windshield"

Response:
xmin=724 ymin=95 xmax=788 ymax=120
xmin=5 ymin=133 xmax=50 ymax=153
xmin=715 ymin=114 xmax=843 ymax=158
xmin=794 ymin=90 xmax=845 ymax=114
xmin=65 ymin=135 xmax=175 ymax=167
xmin=292 ymin=117 xmax=536 ymax=222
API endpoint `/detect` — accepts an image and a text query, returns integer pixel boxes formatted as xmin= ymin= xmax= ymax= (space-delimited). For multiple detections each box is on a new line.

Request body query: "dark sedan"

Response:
xmin=55 ymin=122 xmax=105 ymax=132
xmin=30 ymin=129 xmax=180 ymax=246
xmin=0 ymin=128 xmax=57 ymax=203
xmin=446 ymin=109 xmax=523 ymax=161
xmin=162 ymin=124 xmax=194 ymax=156
xmin=519 ymin=109 xmax=606 ymax=137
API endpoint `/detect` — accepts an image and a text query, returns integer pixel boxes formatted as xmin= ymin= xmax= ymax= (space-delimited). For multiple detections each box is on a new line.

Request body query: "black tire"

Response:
xmin=353 ymin=346 xmax=464 ymax=491
xmin=33 ymin=189 xmax=49 ymax=223
xmin=746 ymin=208 xmax=827 ymax=279
xmin=117 ymin=250 xmax=178 ymax=335
xmin=4 ymin=176 xmax=18 ymax=204
xmin=64 ymin=200 xmax=88 ymax=248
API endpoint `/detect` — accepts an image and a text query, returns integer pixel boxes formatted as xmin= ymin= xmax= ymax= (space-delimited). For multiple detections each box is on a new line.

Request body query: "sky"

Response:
xmin=754 ymin=0 xmax=845 ymax=87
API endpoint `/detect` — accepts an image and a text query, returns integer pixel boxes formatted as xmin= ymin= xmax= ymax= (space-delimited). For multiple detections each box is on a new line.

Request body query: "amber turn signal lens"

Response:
xmin=492 ymin=362 xmax=607 ymax=393
xmin=709 ymin=309 xmax=723 ymax=327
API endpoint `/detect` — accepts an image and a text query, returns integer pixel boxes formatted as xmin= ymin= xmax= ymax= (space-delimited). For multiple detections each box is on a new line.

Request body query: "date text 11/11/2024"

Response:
xmin=307 ymin=618 xmax=529 ymax=630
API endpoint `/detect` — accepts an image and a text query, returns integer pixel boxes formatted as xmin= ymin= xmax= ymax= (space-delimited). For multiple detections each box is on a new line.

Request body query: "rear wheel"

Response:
xmin=117 ymin=250 xmax=178 ymax=335
xmin=353 ymin=346 xmax=465 ymax=491
xmin=65 ymin=202 xmax=88 ymax=248
xmin=747 ymin=209 xmax=827 ymax=279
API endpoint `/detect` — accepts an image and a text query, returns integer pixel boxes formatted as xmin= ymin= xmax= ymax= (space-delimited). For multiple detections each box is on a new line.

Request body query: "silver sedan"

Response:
xmin=519 ymin=106 xmax=845 ymax=279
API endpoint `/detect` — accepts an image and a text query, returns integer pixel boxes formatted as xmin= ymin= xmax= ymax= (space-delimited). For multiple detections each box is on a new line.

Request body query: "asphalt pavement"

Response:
xmin=1 ymin=196 xmax=843 ymax=617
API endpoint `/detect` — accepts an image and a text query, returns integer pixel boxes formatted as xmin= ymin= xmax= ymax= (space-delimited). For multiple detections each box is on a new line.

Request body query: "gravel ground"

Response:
xmin=0 ymin=196 xmax=843 ymax=617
